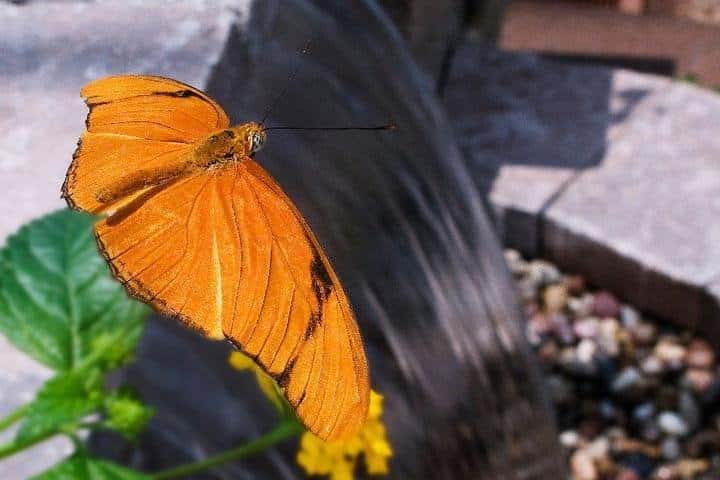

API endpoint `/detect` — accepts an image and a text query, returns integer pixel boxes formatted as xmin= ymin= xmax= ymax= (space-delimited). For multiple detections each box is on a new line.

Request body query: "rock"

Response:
xmin=632 ymin=403 xmax=655 ymax=424
xmin=640 ymin=422 xmax=662 ymax=443
xmin=528 ymin=260 xmax=562 ymax=287
xmin=616 ymin=328 xmax=636 ymax=361
xmin=614 ymin=468 xmax=640 ymax=480
xmin=578 ymin=418 xmax=604 ymax=442
xmin=660 ymin=437 xmax=681 ymax=461
xmin=553 ymin=314 xmax=577 ymax=345
xmin=619 ymin=305 xmax=641 ymax=330
xmin=569 ymin=293 xmax=595 ymax=317
xmin=675 ymin=459 xmax=710 ymax=478
xmin=585 ymin=436 xmax=610 ymax=459
xmin=543 ymin=283 xmax=568 ymax=313
xmin=560 ymin=345 xmax=596 ymax=377
xmin=592 ymin=291 xmax=621 ymax=318
xmin=517 ymin=277 xmax=538 ymax=302
xmin=575 ymin=317 xmax=601 ymax=339
xmin=613 ymin=438 xmax=660 ymax=457
xmin=653 ymin=465 xmax=680 ymax=480
xmin=571 ymin=449 xmax=598 ymax=480
xmin=537 ymin=339 xmax=560 ymax=367
xmin=612 ymin=367 xmax=644 ymax=396
xmin=559 ymin=429 xmax=581 ymax=449
xmin=678 ymin=390 xmax=700 ymax=433
xmin=682 ymin=368 xmax=715 ymax=393
xmin=640 ymin=354 xmax=665 ymax=376
xmin=654 ymin=339 xmax=687 ymax=369
xmin=527 ymin=312 xmax=553 ymax=345
xmin=699 ymin=375 xmax=720 ymax=405
xmin=595 ymin=354 xmax=619 ymax=387
xmin=598 ymin=400 xmax=617 ymax=421
xmin=685 ymin=339 xmax=716 ymax=369
xmin=504 ymin=249 xmax=527 ymax=275
xmin=598 ymin=317 xmax=620 ymax=346
xmin=686 ymin=430 xmax=720 ymax=458
xmin=577 ymin=339 xmax=598 ymax=364
xmin=630 ymin=321 xmax=657 ymax=346
xmin=606 ymin=427 xmax=627 ymax=443
xmin=657 ymin=411 xmax=690 ymax=437
xmin=564 ymin=274 xmax=586 ymax=296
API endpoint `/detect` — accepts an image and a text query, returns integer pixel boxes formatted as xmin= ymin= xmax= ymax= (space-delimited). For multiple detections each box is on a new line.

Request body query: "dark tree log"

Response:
xmin=93 ymin=1 xmax=565 ymax=478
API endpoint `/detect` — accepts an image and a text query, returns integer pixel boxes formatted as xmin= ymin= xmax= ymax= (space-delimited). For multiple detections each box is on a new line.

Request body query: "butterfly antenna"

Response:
xmin=260 ymin=41 xmax=312 ymax=126
xmin=265 ymin=124 xmax=397 ymax=132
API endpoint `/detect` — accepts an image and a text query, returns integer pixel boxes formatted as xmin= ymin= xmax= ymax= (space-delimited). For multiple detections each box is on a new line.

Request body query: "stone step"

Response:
xmin=446 ymin=39 xmax=720 ymax=343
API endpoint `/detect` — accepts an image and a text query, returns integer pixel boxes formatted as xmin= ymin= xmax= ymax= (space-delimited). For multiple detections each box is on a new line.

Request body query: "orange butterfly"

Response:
xmin=62 ymin=75 xmax=369 ymax=440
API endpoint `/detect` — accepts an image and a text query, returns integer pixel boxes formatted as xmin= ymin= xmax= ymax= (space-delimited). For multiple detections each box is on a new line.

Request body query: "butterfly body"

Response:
xmin=62 ymin=75 xmax=369 ymax=441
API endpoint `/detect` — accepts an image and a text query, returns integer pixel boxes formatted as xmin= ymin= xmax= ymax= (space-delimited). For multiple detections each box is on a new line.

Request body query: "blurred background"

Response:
xmin=1 ymin=0 xmax=719 ymax=479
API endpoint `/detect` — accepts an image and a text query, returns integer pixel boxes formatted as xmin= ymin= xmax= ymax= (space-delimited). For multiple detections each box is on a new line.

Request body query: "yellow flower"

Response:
xmin=296 ymin=390 xmax=393 ymax=479
xmin=228 ymin=351 xmax=284 ymax=413
xmin=228 ymin=352 xmax=393 ymax=478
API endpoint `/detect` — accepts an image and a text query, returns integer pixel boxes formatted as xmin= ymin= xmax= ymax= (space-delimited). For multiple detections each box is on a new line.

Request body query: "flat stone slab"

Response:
xmin=447 ymin=39 xmax=720 ymax=340
xmin=0 ymin=1 xmax=238 ymax=476
xmin=544 ymin=80 xmax=720 ymax=334
xmin=0 ymin=0 xmax=238 ymax=245
xmin=444 ymin=41 xmax=669 ymax=254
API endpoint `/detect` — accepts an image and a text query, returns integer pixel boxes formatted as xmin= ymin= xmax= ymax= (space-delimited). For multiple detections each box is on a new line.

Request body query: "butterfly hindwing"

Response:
xmin=94 ymin=161 xmax=369 ymax=440
xmin=231 ymin=160 xmax=369 ymax=440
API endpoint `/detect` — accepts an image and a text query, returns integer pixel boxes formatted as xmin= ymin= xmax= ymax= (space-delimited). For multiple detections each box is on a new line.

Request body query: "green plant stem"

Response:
xmin=0 ymin=404 xmax=29 ymax=432
xmin=0 ymin=430 xmax=56 ymax=460
xmin=151 ymin=420 xmax=303 ymax=480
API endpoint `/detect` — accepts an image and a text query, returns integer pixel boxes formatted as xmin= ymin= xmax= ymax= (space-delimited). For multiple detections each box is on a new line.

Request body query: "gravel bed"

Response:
xmin=506 ymin=250 xmax=720 ymax=480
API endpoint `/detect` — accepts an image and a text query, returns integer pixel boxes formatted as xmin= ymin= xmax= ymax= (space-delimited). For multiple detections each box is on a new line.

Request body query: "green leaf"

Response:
xmin=31 ymin=453 xmax=151 ymax=480
xmin=103 ymin=391 xmax=154 ymax=441
xmin=0 ymin=209 xmax=149 ymax=371
xmin=16 ymin=368 xmax=104 ymax=442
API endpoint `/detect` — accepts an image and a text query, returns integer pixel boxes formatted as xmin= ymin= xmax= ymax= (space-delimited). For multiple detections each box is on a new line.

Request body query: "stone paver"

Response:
xmin=444 ymin=41 xmax=669 ymax=254
xmin=544 ymin=81 xmax=720 ymax=335
xmin=447 ymin=37 xmax=720 ymax=340
xmin=0 ymin=0 xmax=240 ymax=245
xmin=0 ymin=1 xmax=240 ymax=476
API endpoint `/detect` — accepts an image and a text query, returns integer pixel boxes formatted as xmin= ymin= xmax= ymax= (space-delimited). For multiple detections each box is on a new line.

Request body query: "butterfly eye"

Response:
xmin=250 ymin=133 xmax=265 ymax=153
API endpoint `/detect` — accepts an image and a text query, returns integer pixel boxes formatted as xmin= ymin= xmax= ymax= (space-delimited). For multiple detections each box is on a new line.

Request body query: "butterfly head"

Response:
xmin=230 ymin=122 xmax=266 ymax=156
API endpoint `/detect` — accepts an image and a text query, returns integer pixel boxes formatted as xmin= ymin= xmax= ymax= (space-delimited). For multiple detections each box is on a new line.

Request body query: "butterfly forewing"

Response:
xmin=63 ymin=75 xmax=229 ymax=213
xmin=81 ymin=75 xmax=229 ymax=141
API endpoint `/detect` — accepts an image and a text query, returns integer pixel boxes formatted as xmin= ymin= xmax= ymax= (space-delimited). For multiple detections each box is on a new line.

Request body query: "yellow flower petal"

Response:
xmin=295 ymin=389 xmax=392 ymax=479
xmin=330 ymin=458 xmax=355 ymax=480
